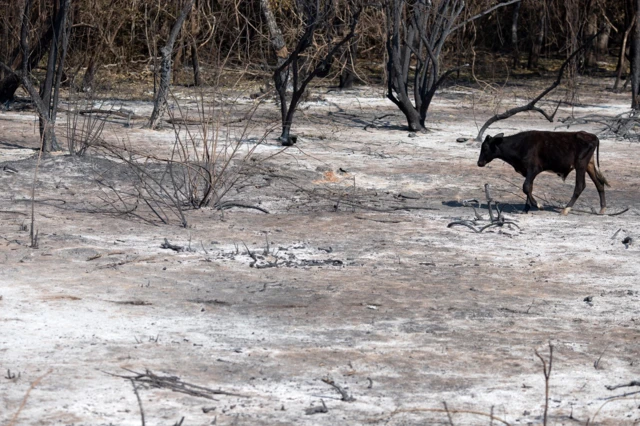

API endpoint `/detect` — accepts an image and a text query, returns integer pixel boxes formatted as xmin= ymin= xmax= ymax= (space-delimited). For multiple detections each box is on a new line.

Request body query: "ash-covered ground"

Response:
xmin=1 ymin=78 xmax=640 ymax=425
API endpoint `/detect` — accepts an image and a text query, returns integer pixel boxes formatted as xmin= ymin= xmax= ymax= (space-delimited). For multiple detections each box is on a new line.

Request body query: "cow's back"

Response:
xmin=519 ymin=131 xmax=596 ymax=174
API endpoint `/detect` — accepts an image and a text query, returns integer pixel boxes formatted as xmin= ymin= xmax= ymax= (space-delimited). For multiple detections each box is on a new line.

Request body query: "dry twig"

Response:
xmin=106 ymin=369 xmax=246 ymax=400
xmin=534 ymin=342 xmax=553 ymax=426
xmin=321 ymin=378 xmax=355 ymax=402
xmin=443 ymin=401 xmax=455 ymax=425
xmin=8 ymin=369 xmax=53 ymax=426
xmin=379 ymin=407 xmax=511 ymax=425
xmin=130 ymin=378 xmax=146 ymax=426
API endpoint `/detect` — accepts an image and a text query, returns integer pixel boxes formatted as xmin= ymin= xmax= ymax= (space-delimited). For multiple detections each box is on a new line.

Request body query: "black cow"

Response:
xmin=477 ymin=130 xmax=609 ymax=215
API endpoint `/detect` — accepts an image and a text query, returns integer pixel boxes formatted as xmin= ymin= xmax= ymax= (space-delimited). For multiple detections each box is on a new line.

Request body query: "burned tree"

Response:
xmin=261 ymin=0 xmax=361 ymax=146
xmin=334 ymin=2 xmax=362 ymax=89
xmin=614 ymin=1 xmax=635 ymax=92
xmin=385 ymin=0 xmax=463 ymax=132
xmin=148 ymin=0 xmax=194 ymax=130
xmin=385 ymin=0 xmax=521 ymax=132
xmin=0 ymin=5 xmax=54 ymax=104
xmin=527 ymin=3 xmax=545 ymax=70
xmin=339 ymin=37 xmax=358 ymax=89
xmin=511 ymin=0 xmax=521 ymax=68
xmin=73 ymin=2 xmax=130 ymax=93
xmin=632 ymin=0 xmax=640 ymax=109
xmin=0 ymin=0 xmax=70 ymax=152
xmin=476 ymin=30 xmax=604 ymax=140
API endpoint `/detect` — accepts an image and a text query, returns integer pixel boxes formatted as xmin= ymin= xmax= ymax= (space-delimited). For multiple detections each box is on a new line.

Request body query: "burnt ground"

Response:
xmin=1 ymin=78 xmax=640 ymax=425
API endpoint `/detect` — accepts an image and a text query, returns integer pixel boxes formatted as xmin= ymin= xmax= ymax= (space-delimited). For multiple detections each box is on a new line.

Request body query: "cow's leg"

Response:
xmin=522 ymin=172 xmax=542 ymax=213
xmin=586 ymin=158 xmax=606 ymax=214
xmin=562 ymin=167 xmax=587 ymax=215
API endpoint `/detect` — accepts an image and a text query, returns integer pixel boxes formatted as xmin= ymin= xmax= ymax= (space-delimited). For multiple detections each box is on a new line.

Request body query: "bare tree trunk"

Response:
xmin=333 ymin=0 xmax=359 ymax=90
xmin=563 ymin=0 xmax=581 ymax=82
xmin=511 ymin=1 xmax=521 ymax=69
xmin=385 ymin=0 xmax=519 ymax=131
xmin=632 ymin=0 xmax=640 ymax=109
xmin=264 ymin=1 xmax=361 ymax=145
xmin=614 ymin=20 xmax=634 ymax=91
xmin=386 ymin=0 xmax=462 ymax=131
xmin=39 ymin=0 xmax=70 ymax=152
xmin=0 ymin=25 xmax=54 ymax=104
xmin=260 ymin=0 xmax=288 ymax=63
xmin=51 ymin=9 xmax=70 ymax=127
xmin=81 ymin=52 xmax=98 ymax=92
xmin=188 ymin=4 xmax=202 ymax=87
xmin=0 ymin=0 xmax=69 ymax=152
xmin=0 ymin=3 xmax=10 ymax=81
xmin=148 ymin=0 xmax=194 ymax=129
xmin=596 ymin=24 xmax=610 ymax=60
xmin=173 ymin=32 xmax=185 ymax=84
xmin=528 ymin=7 xmax=545 ymax=69
xmin=0 ymin=0 xmax=25 ymax=81
xmin=584 ymin=10 xmax=598 ymax=68
xmin=339 ymin=35 xmax=358 ymax=89
xmin=260 ymin=0 xmax=291 ymax=144
xmin=190 ymin=42 xmax=201 ymax=87
xmin=38 ymin=0 xmax=71 ymax=152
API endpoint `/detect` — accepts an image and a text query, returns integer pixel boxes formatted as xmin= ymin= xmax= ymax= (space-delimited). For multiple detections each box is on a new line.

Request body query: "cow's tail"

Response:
xmin=595 ymin=137 xmax=610 ymax=187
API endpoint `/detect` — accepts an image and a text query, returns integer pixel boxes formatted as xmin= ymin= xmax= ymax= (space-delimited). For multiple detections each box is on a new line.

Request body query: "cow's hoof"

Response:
xmin=562 ymin=207 xmax=572 ymax=215
xmin=536 ymin=203 xmax=543 ymax=210
xmin=599 ymin=208 xmax=607 ymax=215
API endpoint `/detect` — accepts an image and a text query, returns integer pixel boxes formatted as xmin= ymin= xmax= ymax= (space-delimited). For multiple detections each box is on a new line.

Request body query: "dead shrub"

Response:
xmin=93 ymin=85 xmax=275 ymax=227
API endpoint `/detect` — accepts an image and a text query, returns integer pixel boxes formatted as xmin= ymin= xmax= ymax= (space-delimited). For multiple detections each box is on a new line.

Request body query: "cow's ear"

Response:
xmin=493 ymin=133 xmax=504 ymax=145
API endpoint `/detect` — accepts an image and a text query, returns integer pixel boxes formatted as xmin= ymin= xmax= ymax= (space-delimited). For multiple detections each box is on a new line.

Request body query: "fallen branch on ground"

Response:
xmin=106 ymin=368 xmax=246 ymax=400
xmin=305 ymin=400 xmax=328 ymax=415
xmin=559 ymin=110 xmax=640 ymax=141
xmin=215 ymin=201 xmax=269 ymax=214
xmin=321 ymin=378 xmax=355 ymax=402
xmin=58 ymin=107 xmax=145 ymax=120
xmin=161 ymin=238 xmax=184 ymax=252
xmin=606 ymin=380 xmax=640 ymax=391
xmin=166 ymin=117 xmax=246 ymax=127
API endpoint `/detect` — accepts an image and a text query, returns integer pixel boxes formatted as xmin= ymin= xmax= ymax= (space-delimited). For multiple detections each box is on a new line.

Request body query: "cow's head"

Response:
xmin=477 ymin=133 xmax=504 ymax=167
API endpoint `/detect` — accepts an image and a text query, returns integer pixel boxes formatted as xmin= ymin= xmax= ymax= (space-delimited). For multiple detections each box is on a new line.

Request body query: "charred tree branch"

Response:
xmin=476 ymin=31 xmax=603 ymax=141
